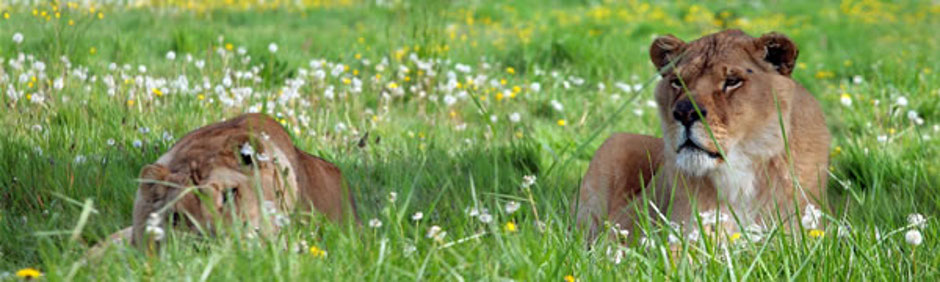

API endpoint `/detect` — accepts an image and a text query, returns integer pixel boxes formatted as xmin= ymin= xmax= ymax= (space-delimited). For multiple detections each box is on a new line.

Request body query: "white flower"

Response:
xmin=905 ymin=229 xmax=923 ymax=246
xmin=195 ymin=60 xmax=205 ymax=69
xmin=896 ymin=96 xmax=908 ymax=107
xmin=403 ymin=243 xmax=417 ymax=256
xmin=138 ymin=65 xmax=147 ymax=73
xmin=53 ymin=77 xmax=64 ymax=90
xmin=334 ymin=122 xmax=347 ymax=132
xmin=478 ymin=213 xmax=493 ymax=223
xmin=107 ymin=139 xmax=116 ymax=146
xmin=12 ymin=33 xmax=23 ymax=44
xmin=521 ymin=175 xmax=537 ymax=189
xmin=73 ymin=155 xmax=87 ymax=165
xmin=877 ymin=135 xmax=888 ymax=143
xmin=388 ymin=192 xmax=398 ymax=203
xmin=145 ymin=213 xmax=165 ymax=241
xmin=801 ymin=204 xmax=822 ymax=229
xmin=274 ymin=214 xmax=290 ymax=227
xmin=611 ymin=224 xmax=630 ymax=238
xmin=263 ymin=201 xmax=278 ymax=215
xmin=133 ymin=140 xmax=143 ymax=148
xmin=443 ymin=95 xmax=457 ymax=106
xmin=529 ymin=82 xmax=541 ymax=92
xmin=505 ymin=201 xmax=520 ymax=214
xmin=268 ymin=43 xmax=278 ymax=53
xmin=908 ymin=213 xmax=926 ymax=229
xmin=550 ymin=99 xmax=564 ymax=112
xmin=237 ymin=47 xmax=247 ymax=55
xmin=145 ymin=225 xmax=165 ymax=241
xmin=411 ymin=212 xmax=424 ymax=221
xmin=840 ymin=94 xmax=852 ymax=107
xmin=427 ymin=225 xmax=446 ymax=241
xmin=240 ymin=142 xmax=255 ymax=157
xmin=368 ymin=218 xmax=382 ymax=228
xmin=699 ymin=209 xmax=729 ymax=225
xmin=489 ymin=115 xmax=498 ymax=123
xmin=256 ymin=153 xmax=271 ymax=162
xmin=605 ymin=246 xmax=626 ymax=265
xmin=852 ymin=75 xmax=864 ymax=84
xmin=509 ymin=112 xmax=521 ymax=123
xmin=165 ymin=51 xmax=176 ymax=60
xmin=907 ymin=110 xmax=920 ymax=122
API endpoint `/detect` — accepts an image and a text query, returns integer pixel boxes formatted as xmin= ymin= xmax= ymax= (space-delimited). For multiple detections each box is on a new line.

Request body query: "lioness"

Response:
xmin=576 ymin=30 xmax=830 ymax=241
xmin=100 ymin=114 xmax=357 ymax=249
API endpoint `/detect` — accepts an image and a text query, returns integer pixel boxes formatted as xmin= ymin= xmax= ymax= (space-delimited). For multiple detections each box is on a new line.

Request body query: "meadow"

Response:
xmin=0 ymin=0 xmax=938 ymax=280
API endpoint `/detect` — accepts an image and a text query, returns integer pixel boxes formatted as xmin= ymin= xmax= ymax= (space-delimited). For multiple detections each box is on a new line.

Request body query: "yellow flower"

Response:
xmin=16 ymin=268 xmax=42 ymax=279
xmin=89 ymin=47 xmax=97 ymax=55
xmin=831 ymin=146 xmax=842 ymax=157
xmin=3 ymin=12 xmax=10 ymax=19
xmin=197 ymin=94 xmax=205 ymax=101
xmin=354 ymin=53 xmax=362 ymax=60
xmin=815 ymin=70 xmax=834 ymax=79
xmin=809 ymin=229 xmax=825 ymax=238
xmin=309 ymin=246 xmax=327 ymax=258
xmin=68 ymin=19 xmax=74 ymax=26
xmin=504 ymin=222 xmax=517 ymax=233
xmin=730 ymin=232 xmax=742 ymax=243
xmin=557 ymin=119 xmax=566 ymax=126
xmin=127 ymin=100 xmax=135 ymax=106
xmin=152 ymin=88 xmax=163 ymax=97
xmin=500 ymin=79 xmax=507 ymax=85
xmin=97 ymin=12 xmax=104 ymax=19
xmin=225 ymin=43 xmax=233 ymax=51
xmin=495 ymin=92 xmax=504 ymax=101
xmin=342 ymin=78 xmax=351 ymax=85
xmin=564 ymin=275 xmax=576 ymax=282
xmin=387 ymin=82 xmax=399 ymax=89
xmin=506 ymin=67 xmax=515 ymax=74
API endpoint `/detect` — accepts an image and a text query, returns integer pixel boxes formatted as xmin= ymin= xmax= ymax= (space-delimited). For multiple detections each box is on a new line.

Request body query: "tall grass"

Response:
xmin=0 ymin=0 xmax=938 ymax=280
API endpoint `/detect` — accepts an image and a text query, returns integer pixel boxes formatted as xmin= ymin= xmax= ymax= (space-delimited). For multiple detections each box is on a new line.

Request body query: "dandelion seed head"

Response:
xmin=905 ymin=229 xmax=923 ymax=246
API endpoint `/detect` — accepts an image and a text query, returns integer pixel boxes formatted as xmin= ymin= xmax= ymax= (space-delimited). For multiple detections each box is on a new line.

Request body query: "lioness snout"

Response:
xmin=672 ymin=99 xmax=706 ymax=127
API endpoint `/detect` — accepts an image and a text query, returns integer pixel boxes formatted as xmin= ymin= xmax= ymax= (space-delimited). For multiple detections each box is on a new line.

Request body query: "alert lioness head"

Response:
xmin=577 ymin=30 xmax=830 ymax=242
xmin=100 ymin=114 xmax=357 ymax=249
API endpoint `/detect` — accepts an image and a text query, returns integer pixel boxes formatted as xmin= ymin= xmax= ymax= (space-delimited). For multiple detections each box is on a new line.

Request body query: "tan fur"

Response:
xmin=576 ymin=30 xmax=830 ymax=241
xmin=97 ymin=114 xmax=357 ymax=250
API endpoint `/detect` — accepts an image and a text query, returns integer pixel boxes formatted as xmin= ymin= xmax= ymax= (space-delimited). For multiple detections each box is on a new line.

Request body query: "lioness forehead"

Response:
xmin=673 ymin=30 xmax=759 ymax=79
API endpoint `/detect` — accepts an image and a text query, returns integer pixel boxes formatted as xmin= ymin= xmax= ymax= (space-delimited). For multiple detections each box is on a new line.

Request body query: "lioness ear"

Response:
xmin=756 ymin=32 xmax=799 ymax=76
xmin=139 ymin=164 xmax=170 ymax=181
xmin=649 ymin=35 xmax=685 ymax=74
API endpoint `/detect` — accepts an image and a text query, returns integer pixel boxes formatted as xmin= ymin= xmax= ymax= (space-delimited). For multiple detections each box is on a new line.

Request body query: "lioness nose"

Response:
xmin=673 ymin=99 xmax=706 ymax=127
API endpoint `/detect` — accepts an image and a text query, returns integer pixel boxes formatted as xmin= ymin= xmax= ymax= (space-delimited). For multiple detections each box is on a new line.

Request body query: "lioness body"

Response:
xmin=577 ymin=30 xmax=830 ymax=240
xmin=98 ymin=114 xmax=357 ymax=249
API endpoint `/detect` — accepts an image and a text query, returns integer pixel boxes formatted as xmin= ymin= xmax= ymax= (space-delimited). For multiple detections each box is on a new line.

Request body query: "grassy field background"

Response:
xmin=1 ymin=0 xmax=938 ymax=280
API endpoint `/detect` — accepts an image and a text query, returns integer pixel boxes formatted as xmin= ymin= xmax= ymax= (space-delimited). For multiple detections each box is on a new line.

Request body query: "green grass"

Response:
xmin=1 ymin=0 xmax=939 ymax=280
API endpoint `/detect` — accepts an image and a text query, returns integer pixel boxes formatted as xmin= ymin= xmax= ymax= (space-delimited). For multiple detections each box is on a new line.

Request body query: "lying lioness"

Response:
xmin=576 ymin=30 xmax=830 ymax=241
xmin=100 ymin=114 xmax=357 ymax=249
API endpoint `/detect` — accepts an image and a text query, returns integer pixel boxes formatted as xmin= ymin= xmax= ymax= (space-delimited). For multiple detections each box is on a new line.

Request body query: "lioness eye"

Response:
xmin=222 ymin=187 xmax=238 ymax=205
xmin=723 ymin=77 xmax=743 ymax=91
xmin=670 ymin=79 xmax=682 ymax=90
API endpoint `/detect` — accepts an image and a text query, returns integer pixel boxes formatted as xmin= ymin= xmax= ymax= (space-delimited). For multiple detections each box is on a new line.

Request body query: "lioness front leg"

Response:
xmin=575 ymin=133 xmax=662 ymax=242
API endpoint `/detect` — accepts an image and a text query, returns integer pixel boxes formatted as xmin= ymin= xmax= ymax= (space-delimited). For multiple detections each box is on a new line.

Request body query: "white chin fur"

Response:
xmin=675 ymin=150 xmax=718 ymax=177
